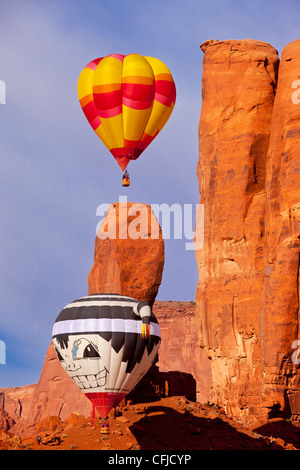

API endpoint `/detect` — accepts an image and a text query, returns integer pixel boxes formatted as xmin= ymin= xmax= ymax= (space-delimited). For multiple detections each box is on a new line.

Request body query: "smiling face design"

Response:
xmin=53 ymin=334 xmax=110 ymax=390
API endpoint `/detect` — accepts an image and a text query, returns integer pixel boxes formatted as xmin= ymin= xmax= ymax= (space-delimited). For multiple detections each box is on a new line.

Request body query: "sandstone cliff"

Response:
xmin=261 ymin=39 xmax=300 ymax=418
xmin=196 ymin=38 xmax=300 ymax=425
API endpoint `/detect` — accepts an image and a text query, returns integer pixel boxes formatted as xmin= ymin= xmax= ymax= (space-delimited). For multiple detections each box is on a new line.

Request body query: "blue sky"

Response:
xmin=0 ymin=0 xmax=299 ymax=387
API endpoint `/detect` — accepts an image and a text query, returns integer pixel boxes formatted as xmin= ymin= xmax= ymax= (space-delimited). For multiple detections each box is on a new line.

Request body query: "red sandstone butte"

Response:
xmin=196 ymin=39 xmax=279 ymax=425
xmin=260 ymin=39 xmax=300 ymax=416
xmin=88 ymin=202 xmax=164 ymax=306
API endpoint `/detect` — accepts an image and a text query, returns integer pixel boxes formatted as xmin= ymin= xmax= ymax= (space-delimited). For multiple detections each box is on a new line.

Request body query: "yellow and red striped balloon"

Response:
xmin=77 ymin=53 xmax=176 ymax=171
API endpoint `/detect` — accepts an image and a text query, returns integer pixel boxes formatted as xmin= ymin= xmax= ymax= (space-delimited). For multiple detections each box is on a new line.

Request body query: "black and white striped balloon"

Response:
xmin=52 ymin=293 xmax=161 ymax=418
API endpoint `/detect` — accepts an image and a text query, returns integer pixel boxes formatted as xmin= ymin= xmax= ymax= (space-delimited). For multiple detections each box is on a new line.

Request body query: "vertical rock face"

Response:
xmin=154 ymin=301 xmax=211 ymax=403
xmin=88 ymin=202 xmax=164 ymax=306
xmin=196 ymin=39 xmax=280 ymax=424
xmin=261 ymin=39 xmax=300 ymax=415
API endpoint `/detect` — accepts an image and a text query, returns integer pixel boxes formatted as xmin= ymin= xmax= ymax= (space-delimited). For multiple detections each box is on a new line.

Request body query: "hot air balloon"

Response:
xmin=77 ymin=53 xmax=176 ymax=186
xmin=52 ymin=293 xmax=161 ymax=427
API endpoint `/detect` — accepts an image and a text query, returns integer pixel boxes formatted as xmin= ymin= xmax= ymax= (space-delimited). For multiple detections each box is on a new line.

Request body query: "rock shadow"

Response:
xmin=129 ymin=405 xmax=284 ymax=450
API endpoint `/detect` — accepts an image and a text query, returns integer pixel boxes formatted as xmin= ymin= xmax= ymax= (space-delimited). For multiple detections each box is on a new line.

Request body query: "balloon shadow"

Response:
xmin=127 ymin=365 xmax=197 ymax=404
xmin=129 ymin=405 xmax=285 ymax=450
xmin=253 ymin=419 xmax=300 ymax=449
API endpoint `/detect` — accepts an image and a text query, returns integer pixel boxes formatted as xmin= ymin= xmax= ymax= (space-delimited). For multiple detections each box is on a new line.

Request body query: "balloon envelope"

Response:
xmin=52 ymin=294 xmax=161 ymax=418
xmin=77 ymin=53 xmax=176 ymax=171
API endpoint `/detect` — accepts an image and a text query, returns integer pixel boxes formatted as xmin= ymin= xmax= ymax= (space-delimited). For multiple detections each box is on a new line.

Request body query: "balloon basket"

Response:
xmin=122 ymin=175 xmax=130 ymax=187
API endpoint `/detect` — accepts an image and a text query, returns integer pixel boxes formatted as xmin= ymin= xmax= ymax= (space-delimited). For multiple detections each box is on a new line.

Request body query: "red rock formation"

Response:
xmin=260 ymin=39 xmax=300 ymax=418
xmin=153 ymin=301 xmax=211 ymax=403
xmin=88 ymin=202 xmax=164 ymax=306
xmin=25 ymin=342 xmax=92 ymax=427
xmin=0 ymin=409 xmax=15 ymax=432
xmin=196 ymin=39 xmax=279 ymax=425
xmin=196 ymin=38 xmax=300 ymax=426
xmin=0 ymin=384 xmax=35 ymax=424
xmin=5 ymin=397 xmax=295 ymax=450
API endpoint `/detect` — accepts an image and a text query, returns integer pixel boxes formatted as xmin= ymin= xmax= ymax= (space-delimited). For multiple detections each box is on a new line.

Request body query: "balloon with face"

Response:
xmin=52 ymin=294 xmax=161 ymax=418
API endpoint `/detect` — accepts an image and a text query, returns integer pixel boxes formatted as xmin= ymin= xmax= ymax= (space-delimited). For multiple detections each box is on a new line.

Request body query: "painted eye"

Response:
xmin=72 ymin=338 xmax=100 ymax=360
xmin=83 ymin=343 xmax=100 ymax=358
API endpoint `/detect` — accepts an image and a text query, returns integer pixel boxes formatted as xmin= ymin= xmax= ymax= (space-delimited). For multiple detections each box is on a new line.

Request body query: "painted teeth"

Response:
xmin=72 ymin=368 xmax=107 ymax=389
xmin=95 ymin=370 xmax=107 ymax=386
